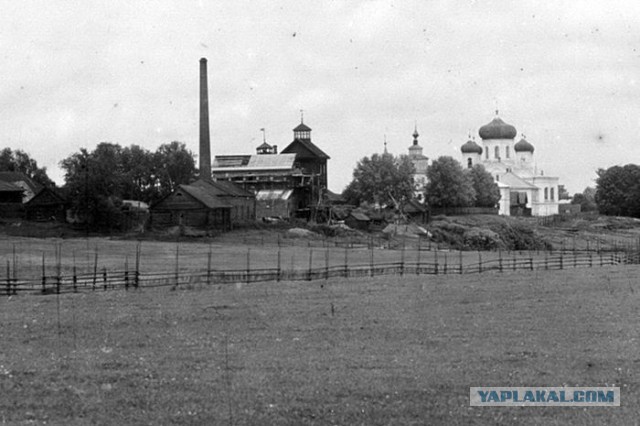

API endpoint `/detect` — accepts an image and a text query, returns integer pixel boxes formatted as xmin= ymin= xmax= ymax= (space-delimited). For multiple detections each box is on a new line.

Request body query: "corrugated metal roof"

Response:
xmin=256 ymin=189 xmax=293 ymax=201
xmin=212 ymin=154 xmax=297 ymax=173
xmin=212 ymin=155 xmax=251 ymax=168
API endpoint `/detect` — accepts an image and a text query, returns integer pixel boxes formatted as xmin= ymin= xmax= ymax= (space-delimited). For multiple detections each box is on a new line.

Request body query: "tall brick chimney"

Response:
xmin=199 ymin=58 xmax=212 ymax=181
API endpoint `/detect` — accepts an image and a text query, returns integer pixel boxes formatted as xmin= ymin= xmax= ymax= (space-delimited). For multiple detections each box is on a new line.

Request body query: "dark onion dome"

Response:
xmin=461 ymin=139 xmax=483 ymax=154
xmin=514 ymin=137 xmax=535 ymax=153
xmin=478 ymin=116 xmax=517 ymax=140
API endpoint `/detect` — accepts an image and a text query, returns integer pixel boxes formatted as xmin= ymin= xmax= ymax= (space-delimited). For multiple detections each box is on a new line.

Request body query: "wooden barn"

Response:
xmin=24 ymin=187 xmax=67 ymax=222
xmin=150 ymin=183 xmax=231 ymax=230
xmin=0 ymin=181 xmax=24 ymax=218
xmin=189 ymin=179 xmax=255 ymax=224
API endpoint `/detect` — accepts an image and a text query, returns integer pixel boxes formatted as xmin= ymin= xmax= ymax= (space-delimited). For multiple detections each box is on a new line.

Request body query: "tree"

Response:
xmin=571 ymin=186 xmax=597 ymax=212
xmin=0 ymin=147 xmax=54 ymax=187
xmin=595 ymin=164 xmax=640 ymax=217
xmin=153 ymin=141 xmax=197 ymax=201
xmin=60 ymin=141 xmax=197 ymax=229
xmin=425 ymin=156 xmax=475 ymax=208
xmin=557 ymin=184 xmax=571 ymax=200
xmin=466 ymin=164 xmax=500 ymax=208
xmin=343 ymin=152 xmax=415 ymax=206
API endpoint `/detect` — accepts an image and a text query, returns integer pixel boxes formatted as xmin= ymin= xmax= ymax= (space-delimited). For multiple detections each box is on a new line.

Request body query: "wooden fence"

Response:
xmin=2 ymin=248 xmax=637 ymax=296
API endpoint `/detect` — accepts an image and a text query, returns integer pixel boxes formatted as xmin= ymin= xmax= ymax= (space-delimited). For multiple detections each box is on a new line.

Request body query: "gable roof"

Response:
xmin=281 ymin=138 xmax=330 ymax=159
xmin=25 ymin=187 xmax=66 ymax=205
xmin=178 ymin=185 xmax=232 ymax=209
xmin=190 ymin=179 xmax=254 ymax=198
xmin=499 ymin=171 xmax=538 ymax=190
xmin=0 ymin=181 xmax=22 ymax=192
xmin=0 ymin=172 xmax=42 ymax=194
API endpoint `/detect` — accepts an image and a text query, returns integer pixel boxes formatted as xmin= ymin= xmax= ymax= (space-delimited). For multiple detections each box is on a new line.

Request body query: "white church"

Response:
xmin=460 ymin=112 xmax=560 ymax=216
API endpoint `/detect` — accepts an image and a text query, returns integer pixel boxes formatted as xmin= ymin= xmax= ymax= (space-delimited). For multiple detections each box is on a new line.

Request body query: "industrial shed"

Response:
xmin=150 ymin=183 xmax=231 ymax=231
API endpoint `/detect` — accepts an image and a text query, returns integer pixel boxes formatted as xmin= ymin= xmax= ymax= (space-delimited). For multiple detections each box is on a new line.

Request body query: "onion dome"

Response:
xmin=478 ymin=112 xmax=517 ymax=140
xmin=514 ymin=136 xmax=535 ymax=153
xmin=461 ymin=139 xmax=483 ymax=154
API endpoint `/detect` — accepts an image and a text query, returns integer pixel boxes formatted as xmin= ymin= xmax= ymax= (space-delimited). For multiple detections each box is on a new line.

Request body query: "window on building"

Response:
xmin=495 ymin=175 xmax=499 ymax=181
xmin=486 ymin=149 xmax=489 ymax=159
xmin=506 ymin=146 xmax=510 ymax=158
xmin=467 ymin=158 xmax=472 ymax=168
xmin=550 ymin=187 xmax=555 ymax=201
xmin=544 ymin=187 xmax=548 ymax=200
xmin=494 ymin=146 xmax=499 ymax=159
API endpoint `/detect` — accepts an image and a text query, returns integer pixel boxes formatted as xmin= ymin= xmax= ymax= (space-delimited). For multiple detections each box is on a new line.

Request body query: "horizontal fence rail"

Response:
xmin=1 ymin=249 xmax=637 ymax=297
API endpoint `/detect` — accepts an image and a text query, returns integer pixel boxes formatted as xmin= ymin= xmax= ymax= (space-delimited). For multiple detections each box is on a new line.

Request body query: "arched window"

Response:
xmin=485 ymin=149 xmax=489 ymax=159
xmin=544 ymin=188 xmax=548 ymax=200
xmin=467 ymin=158 xmax=472 ymax=168
xmin=550 ymin=187 xmax=555 ymax=201
xmin=494 ymin=146 xmax=499 ymax=159
xmin=506 ymin=146 xmax=510 ymax=158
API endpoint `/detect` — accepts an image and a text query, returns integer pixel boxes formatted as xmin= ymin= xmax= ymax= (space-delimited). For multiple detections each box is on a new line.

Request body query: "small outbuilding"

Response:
xmin=150 ymin=183 xmax=231 ymax=231
xmin=24 ymin=187 xmax=67 ymax=222
xmin=345 ymin=211 xmax=371 ymax=231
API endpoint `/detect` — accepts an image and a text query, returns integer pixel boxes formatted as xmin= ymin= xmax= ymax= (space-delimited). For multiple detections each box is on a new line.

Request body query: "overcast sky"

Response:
xmin=2 ymin=0 xmax=639 ymax=194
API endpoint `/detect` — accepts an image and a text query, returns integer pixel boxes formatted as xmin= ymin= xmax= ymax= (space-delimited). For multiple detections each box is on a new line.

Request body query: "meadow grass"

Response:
xmin=0 ymin=265 xmax=638 ymax=424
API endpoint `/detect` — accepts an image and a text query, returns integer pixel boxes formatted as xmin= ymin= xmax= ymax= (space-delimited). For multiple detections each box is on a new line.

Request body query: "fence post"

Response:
xmin=41 ymin=252 xmax=46 ymax=294
xmin=124 ymin=256 xmax=129 ymax=290
xmin=370 ymin=246 xmax=374 ymax=277
xmin=246 ymin=248 xmax=251 ymax=284
xmin=443 ymin=252 xmax=448 ymax=275
xmin=325 ymin=248 xmax=329 ymax=280
xmin=574 ymin=251 xmax=577 ymax=268
xmin=400 ymin=241 xmax=405 ymax=277
xmin=135 ymin=243 xmax=140 ymax=289
xmin=499 ymin=250 xmax=503 ymax=272
xmin=589 ymin=252 xmax=592 ymax=267
xmin=174 ymin=244 xmax=179 ymax=289
xmin=545 ymin=250 xmax=548 ymax=270
xmin=73 ymin=261 xmax=77 ymax=293
xmin=308 ymin=249 xmax=313 ymax=281
xmin=207 ymin=244 xmax=212 ymax=285
xmin=560 ymin=252 xmax=564 ymax=270
xmin=277 ymin=248 xmax=282 ymax=282
xmin=435 ymin=250 xmax=439 ymax=275
xmin=600 ymin=251 xmax=603 ymax=267
xmin=459 ymin=250 xmax=463 ymax=274
xmin=6 ymin=260 xmax=10 ymax=296
xmin=512 ymin=251 xmax=516 ymax=271
xmin=478 ymin=251 xmax=482 ymax=274
xmin=529 ymin=256 xmax=533 ymax=271
xmin=344 ymin=247 xmax=348 ymax=278
xmin=102 ymin=267 xmax=107 ymax=291
xmin=92 ymin=251 xmax=98 ymax=291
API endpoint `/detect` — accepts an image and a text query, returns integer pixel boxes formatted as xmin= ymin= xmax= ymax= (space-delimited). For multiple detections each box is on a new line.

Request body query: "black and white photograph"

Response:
xmin=0 ymin=1 xmax=638 ymax=424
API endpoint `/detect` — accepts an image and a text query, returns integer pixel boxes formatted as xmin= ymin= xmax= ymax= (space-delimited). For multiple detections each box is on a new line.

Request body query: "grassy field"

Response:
xmin=1 ymin=264 xmax=638 ymax=424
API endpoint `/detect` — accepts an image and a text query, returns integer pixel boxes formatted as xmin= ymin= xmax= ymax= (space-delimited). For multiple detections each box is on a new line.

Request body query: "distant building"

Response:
xmin=0 ymin=172 xmax=42 ymax=203
xmin=461 ymin=112 xmax=560 ymax=216
xmin=24 ymin=187 xmax=67 ymax=222
xmin=407 ymin=126 xmax=428 ymax=202
xmin=212 ymin=119 xmax=330 ymax=219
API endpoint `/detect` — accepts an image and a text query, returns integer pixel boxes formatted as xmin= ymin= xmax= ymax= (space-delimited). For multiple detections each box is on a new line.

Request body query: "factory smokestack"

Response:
xmin=199 ymin=58 xmax=212 ymax=181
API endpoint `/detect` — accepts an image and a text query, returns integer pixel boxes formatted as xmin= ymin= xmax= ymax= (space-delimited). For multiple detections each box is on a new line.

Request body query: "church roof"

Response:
xmin=514 ymin=137 xmax=535 ymax=153
xmin=479 ymin=115 xmax=517 ymax=140
xmin=461 ymin=140 xmax=483 ymax=154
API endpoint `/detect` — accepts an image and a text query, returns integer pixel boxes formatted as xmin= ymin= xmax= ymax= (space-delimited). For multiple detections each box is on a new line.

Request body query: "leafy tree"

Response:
xmin=557 ymin=184 xmax=571 ymax=200
xmin=60 ymin=141 xmax=197 ymax=229
xmin=595 ymin=165 xmax=640 ymax=217
xmin=343 ymin=152 xmax=415 ymax=206
xmin=153 ymin=141 xmax=197 ymax=200
xmin=0 ymin=147 xmax=54 ymax=187
xmin=571 ymin=186 xmax=597 ymax=212
xmin=466 ymin=164 xmax=500 ymax=207
xmin=425 ymin=156 xmax=475 ymax=208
